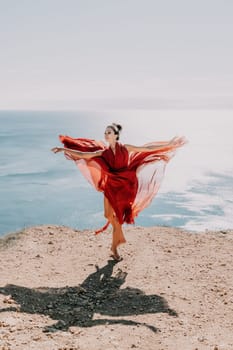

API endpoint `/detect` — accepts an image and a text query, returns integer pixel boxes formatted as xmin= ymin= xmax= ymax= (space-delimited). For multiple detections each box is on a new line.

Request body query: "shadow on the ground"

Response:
xmin=0 ymin=259 xmax=177 ymax=333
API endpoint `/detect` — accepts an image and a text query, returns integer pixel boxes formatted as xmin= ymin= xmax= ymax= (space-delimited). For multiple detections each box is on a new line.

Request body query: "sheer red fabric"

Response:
xmin=59 ymin=134 xmax=187 ymax=232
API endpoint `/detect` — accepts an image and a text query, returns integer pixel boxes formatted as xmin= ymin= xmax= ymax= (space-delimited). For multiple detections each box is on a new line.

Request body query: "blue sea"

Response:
xmin=0 ymin=110 xmax=232 ymax=237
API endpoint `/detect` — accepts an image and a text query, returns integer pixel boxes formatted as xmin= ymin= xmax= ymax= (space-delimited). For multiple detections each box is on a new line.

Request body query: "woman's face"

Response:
xmin=104 ymin=127 xmax=117 ymax=143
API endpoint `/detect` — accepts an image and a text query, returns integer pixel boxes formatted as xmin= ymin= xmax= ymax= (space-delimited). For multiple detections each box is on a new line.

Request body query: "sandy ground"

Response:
xmin=0 ymin=224 xmax=233 ymax=350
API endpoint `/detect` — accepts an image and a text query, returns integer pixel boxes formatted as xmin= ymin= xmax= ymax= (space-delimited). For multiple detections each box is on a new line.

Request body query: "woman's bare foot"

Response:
xmin=111 ymin=253 xmax=123 ymax=262
xmin=110 ymin=246 xmax=122 ymax=261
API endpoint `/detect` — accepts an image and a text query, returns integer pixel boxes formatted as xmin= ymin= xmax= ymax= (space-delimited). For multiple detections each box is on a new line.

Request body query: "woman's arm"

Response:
xmin=125 ymin=136 xmax=185 ymax=152
xmin=51 ymin=147 xmax=104 ymax=160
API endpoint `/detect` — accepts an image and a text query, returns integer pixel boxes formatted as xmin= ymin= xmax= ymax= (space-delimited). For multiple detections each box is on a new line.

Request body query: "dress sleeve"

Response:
xmin=59 ymin=134 xmax=107 ymax=191
xmin=59 ymin=135 xmax=106 ymax=152
xmin=128 ymin=137 xmax=187 ymax=217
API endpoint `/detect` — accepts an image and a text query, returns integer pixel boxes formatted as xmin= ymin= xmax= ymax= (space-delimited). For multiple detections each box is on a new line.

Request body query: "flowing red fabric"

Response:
xmin=59 ymin=134 xmax=187 ymax=233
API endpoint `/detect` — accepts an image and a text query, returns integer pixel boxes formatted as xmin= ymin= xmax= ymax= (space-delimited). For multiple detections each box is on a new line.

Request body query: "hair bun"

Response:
xmin=112 ymin=123 xmax=122 ymax=133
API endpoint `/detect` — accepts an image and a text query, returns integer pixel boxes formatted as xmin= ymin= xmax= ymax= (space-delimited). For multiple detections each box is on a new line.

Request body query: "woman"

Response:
xmin=51 ymin=123 xmax=187 ymax=261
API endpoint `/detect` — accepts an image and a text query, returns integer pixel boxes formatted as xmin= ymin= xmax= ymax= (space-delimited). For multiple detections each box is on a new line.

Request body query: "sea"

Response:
xmin=0 ymin=109 xmax=232 ymax=237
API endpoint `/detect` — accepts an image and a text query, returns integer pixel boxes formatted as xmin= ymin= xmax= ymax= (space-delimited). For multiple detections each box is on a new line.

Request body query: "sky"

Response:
xmin=0 ymin=0 xmax=233 ymax=110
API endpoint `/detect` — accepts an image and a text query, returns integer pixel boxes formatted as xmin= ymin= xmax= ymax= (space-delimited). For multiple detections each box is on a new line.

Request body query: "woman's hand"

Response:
xmin=51 ymin=147 xmax=63 ymax=153
xmin=169 ymin=136 xmax=187 ymax=147
xmin=169 ymin=136 xmax=179 ymax=145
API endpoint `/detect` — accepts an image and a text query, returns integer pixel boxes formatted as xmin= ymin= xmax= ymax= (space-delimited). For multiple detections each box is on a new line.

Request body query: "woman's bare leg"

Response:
xmin=104 ymin=197 xmax=126 ymax=260
xmin=111 ymin=219 xmax=126 ymax=258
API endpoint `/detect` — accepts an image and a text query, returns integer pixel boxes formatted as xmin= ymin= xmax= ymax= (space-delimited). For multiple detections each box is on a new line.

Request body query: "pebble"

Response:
xmin=198 ymin=336 xmax=205 ymax=342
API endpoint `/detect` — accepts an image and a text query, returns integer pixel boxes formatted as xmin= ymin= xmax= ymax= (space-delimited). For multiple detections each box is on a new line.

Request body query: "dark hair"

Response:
xmin=108 ymin=123 xmax=122 ymax=141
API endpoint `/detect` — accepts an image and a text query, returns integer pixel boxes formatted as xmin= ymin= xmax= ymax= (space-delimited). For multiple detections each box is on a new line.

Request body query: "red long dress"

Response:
xmin=59 ymin=135 xmax=186 ymax=233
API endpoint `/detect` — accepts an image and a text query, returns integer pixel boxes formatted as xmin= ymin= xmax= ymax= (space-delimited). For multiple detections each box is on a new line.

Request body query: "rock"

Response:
xmin=3 ymin=296 xmax=15 ymax=304
xmin=198 ymin=336 xmax=205 ymax=342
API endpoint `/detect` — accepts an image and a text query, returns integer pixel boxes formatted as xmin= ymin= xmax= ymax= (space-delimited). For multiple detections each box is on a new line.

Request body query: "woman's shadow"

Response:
xmin=0 ymin=260 xmax=177 ymax=333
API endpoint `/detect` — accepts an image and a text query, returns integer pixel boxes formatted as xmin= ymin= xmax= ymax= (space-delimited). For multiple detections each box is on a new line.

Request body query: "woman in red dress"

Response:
xmin=51 ymin=123 xmax=187 ymax=261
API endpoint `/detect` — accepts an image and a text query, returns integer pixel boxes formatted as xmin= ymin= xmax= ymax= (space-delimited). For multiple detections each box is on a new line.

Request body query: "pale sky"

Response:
xmin=0 ymin=0 xmax=233 ymax=109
